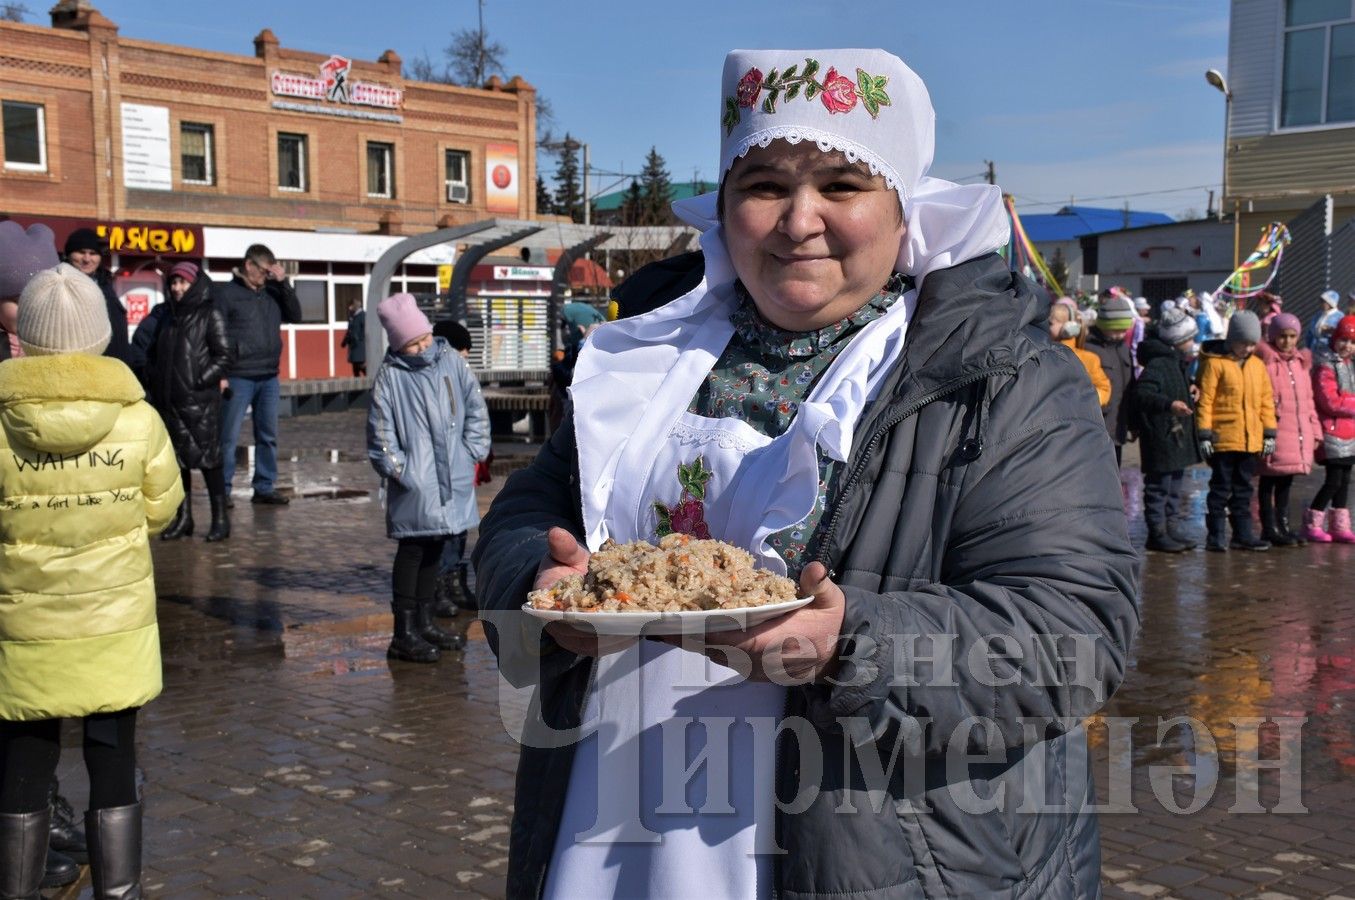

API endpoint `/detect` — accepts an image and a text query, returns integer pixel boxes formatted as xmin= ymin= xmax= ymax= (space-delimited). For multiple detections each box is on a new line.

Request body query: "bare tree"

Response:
xmin=0 ymin=2 xmax=31 ymax=22
xmin=404 ymin=50 xmax=453 ymax=84
xmin=445 ymin=27 xmax=506 ymax=87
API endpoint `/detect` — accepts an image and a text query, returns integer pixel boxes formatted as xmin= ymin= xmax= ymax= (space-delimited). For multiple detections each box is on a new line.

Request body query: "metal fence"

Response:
xmin=1273 ymin=196 xmax=1333 ymax=326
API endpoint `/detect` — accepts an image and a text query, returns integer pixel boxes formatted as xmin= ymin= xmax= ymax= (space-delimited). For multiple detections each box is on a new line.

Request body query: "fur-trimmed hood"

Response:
xmin=0 ymin=355 xmax=145 ymax=454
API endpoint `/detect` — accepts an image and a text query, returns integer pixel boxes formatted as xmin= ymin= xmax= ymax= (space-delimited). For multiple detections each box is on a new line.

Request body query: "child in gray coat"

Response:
xmin=367 ymin=294 xmax=490 ymax=662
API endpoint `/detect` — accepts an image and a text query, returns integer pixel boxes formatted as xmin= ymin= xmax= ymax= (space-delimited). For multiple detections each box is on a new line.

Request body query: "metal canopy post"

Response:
xmin=365 ymin=220 xmax=499 ymax=367
xmin=445 ymin=224 xmax=545 ymax=321
xmin=550 ymin=232 xmax=611 ymax=351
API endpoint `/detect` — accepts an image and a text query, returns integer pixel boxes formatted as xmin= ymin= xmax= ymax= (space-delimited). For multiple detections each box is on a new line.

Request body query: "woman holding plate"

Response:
xmin=475 ymin=48 xmax=1138 ymax=899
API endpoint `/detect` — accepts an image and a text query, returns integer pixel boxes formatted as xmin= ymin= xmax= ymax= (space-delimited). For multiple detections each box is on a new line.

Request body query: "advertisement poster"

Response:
xmin=120 ymin=103 xmax=172 ymax=191
xmin=484 ymin=143 xmax=519 ymax=214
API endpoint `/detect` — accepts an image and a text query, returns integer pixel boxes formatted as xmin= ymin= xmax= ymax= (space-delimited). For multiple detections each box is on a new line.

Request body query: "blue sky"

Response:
xmin=85 ymin=0 xmax=1230 ymax=218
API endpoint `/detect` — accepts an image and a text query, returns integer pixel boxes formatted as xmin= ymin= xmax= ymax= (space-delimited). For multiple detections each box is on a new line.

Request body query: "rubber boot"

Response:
xmin=454 ymin=564 xmax=478 ymax=611
xmin=1145 ymin=526 xmax=1186 ymax=553
xmin=86 ymin=802 xmax=142 ymax=900
xmin=204 ymin=492 xmax=230 ymax=543
xmin=1205 ymin=514 xmax=1229 ymax=552
xmin=0 ymin=809 xmax=50 ymax=899
xmin=1305 ymin=508 xmax=1334 ymax=543
xmin=1260 ymin=509 xmax=1293 ymax=546
xmin=158 ymin=498 xmax=193 ymax=541
xmin=1329 ymin=508 xmax=1355 ymax=544
xmin=417 ymin=596 xmax=465 ymax=651
xmin=1167 ymin=519 xmax=1198 ymax=550
xmin=387 ymin=602 xmax=439 ymax=663
xmin=48 ymin=779 xmax=88 ymax=864
xmin=1230 ymin=514 xmax=1271 ymax=551
xmin=1277 ymin=511 xmax=1307 ymax=546
xmin=433 ymin=572 xmax=461 ymax=619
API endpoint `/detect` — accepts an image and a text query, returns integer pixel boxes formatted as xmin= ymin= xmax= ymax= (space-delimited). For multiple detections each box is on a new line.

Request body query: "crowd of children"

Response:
xmin=1106 ymin=287 xmax=1355 ymax=553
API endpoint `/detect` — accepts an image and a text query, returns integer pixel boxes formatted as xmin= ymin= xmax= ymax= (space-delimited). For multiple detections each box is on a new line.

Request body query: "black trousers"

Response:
xmin=1259 ymin=474 xmax=1294 ymax=522
xmin=1311 ymin=462 xmax=1354 ymax=511
xmin=182 ymin=465 xmax=225 ymax=497
xmin=392 ymin=537 xmax=444 ymax=610
xmin=0 ymin=709 xmax=139 ymax=814
xmin=1207 ymin=452 xmax=1259 ymax=520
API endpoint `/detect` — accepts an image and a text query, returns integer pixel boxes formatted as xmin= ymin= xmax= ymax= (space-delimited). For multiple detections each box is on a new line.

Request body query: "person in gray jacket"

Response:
xmin=474 ymin=48 xmax=1139 ymax=899
xmin=367 ymin=293 xmax=490 ymax=663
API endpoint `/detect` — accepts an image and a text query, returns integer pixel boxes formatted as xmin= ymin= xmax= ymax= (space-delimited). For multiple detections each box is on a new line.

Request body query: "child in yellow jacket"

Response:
xmin=1196 ymin=310 xmax=1278 ymax=551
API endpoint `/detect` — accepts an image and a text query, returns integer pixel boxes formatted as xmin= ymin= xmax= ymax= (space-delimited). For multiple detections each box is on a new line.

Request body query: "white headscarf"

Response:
xmin=672 ymin=48 xmax=1010 ymax=282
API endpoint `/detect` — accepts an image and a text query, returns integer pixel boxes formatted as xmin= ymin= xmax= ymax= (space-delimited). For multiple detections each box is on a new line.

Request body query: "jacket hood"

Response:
xmin=384 ymin=336 xmax=448 ymax=371
xmin=166 ymin=270 xmax=212 ymax=314
xmin=1136 ymin=334 xmax=1178 ymax=365
xmin=1201 ymin=338 xmax=1241 ymax=360
xmin=0 ymin=355 xmax=144 ymax=454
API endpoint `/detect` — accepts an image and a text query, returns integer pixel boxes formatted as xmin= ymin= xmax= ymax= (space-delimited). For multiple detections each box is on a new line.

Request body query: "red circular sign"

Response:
xmin=492 ymin=164 xmax=513 ymax=189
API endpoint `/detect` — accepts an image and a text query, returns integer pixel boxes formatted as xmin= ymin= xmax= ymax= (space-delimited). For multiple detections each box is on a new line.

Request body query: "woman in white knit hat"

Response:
xmin=475 ymin=49 xmax=1138 ymax=898
xmin=0 ymin=264 xmax=183 ymax=899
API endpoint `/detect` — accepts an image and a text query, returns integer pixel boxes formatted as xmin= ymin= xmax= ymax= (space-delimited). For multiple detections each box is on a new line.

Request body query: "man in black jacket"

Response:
xmin=62 ymin=228 xmax=132 ymax=365
xmin=216 ymin=243 xmax=302 ymax=506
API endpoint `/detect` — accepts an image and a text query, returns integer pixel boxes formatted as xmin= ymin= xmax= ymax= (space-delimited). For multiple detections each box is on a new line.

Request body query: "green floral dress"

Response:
xmin=687 ymin=274 xmax=908 ymax=575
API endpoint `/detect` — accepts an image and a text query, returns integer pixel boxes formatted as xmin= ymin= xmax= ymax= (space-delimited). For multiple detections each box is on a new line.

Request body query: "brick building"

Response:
xmin=1 ymin=0 xmax=538 ymax=379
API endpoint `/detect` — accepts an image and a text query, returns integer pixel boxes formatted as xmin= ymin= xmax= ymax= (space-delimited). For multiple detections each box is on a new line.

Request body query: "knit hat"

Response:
xmin=1321 ymin=289 xmax=1341 ymax=308
xmin=0 ymin=221 xmax=59 ymax=299
xmin=1098 ymin=295 xmax=1136 ymax=331
xmin=1227 ymin=309 xmax=1262 ymax=344
xmin=1333 ymin=315 xmax=1355 ymax=347
xmin=1268 ymin=312 xmax=1302 ymax=342
xmin=17 ymin=263 xmax=112 ymax=356
xmin=1158 ymin=305 xmax=1198 ymax=346
xmin=1134 ymin=296 xmax=1151 ymax=313
xmin=169 ymin=261 xmax=199 ymax=283
xmin=433 ymin=319 xmax=473 ymax=352
xmin=377 ymin=293 xmax=431 ymax=351
xmin=63 ymin=227 xmax=105 ymax=257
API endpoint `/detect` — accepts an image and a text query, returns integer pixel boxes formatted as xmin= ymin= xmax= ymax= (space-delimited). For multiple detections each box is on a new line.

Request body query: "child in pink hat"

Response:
xmin=1255 ymin=312 xmax=1322 ymax=543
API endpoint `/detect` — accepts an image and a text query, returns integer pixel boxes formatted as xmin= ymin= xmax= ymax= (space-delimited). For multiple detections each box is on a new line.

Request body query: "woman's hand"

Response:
xmin=537 ymin=528 xmax=634 ymax=657
xmin=683 ymin=562 xmax=847 ymax=683
xmin=1170 ymin=400 xmax=1193 ymax=417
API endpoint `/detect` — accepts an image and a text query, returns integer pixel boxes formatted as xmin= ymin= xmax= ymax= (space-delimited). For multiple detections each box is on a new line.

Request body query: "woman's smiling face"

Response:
xmin=722 ymin=141 xmax=904 ymax=332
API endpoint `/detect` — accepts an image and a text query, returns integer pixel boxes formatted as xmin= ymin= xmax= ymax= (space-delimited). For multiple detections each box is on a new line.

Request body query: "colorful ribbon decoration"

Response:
xmin=1213 ymin=222 xmax=1291 ymax=302
xmin=1003 ymin=195 xmax=1065 ymax=296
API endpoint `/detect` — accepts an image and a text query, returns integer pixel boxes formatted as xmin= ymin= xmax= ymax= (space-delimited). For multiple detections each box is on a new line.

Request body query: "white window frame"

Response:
xmin=278 ymin=132 xmax=308 ymax=192
xmin=180 ymin=121 xmax=214 ymax=185
xmin=367 ymin=141 xmax=394 ymax=199
xmin=2 ymin=100 xmax=47 ymax=172
xmin=1276 ymin=0 xmax=1355 ymax=132
xmin=445 ymin=149 xmax=470 ymax=203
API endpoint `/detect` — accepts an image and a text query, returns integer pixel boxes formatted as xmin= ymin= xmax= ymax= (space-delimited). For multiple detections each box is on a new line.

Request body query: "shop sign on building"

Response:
xmin=120 ymin=103 xmax=172 ymax=191
xmin=484 ymin=143 xmax=520 ymax=214
xmin=271 ymin=56 xmax=403 ymax=110
xmin=491 ymin=265 xmax=552 ymax=281
xmin=2 ymin=215 xmax=203 ymax=258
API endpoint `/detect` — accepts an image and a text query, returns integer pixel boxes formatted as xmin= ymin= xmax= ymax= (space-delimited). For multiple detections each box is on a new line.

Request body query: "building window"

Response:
xmin=445 ymin=149 xmax=470 ymax=203
xmin=367 ymin=142 xmax=394 ymax=198
xmin=1281 ymin=0 xmax=1355 ymax=127
xmin=180 ymin=122 xmax=214 ymax=185
xmin=278 ymin=132 xmax=307 ymax=191
xmin=2 ymin=100 xmax=46 ymax=171
xmin=294 ymin=279 xmax=330 ymax=324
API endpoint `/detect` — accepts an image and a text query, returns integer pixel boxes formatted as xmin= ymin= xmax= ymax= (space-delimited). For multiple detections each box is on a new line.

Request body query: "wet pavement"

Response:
xmin=42 ymin=412 xmax=1355 ymax=898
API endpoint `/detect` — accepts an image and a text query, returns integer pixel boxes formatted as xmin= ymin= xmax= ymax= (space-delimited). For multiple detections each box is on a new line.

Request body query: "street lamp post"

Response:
xmin=539 ymin=137 xmax=591 ymax=225
xmin=1205 ymin=68 xmax=1239 ymax=269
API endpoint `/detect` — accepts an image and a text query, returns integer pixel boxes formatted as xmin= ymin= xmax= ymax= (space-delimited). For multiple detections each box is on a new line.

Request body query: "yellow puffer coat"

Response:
xmin=1195 ymin=342 xmax=1279 ymax=453
xmin=0 ymin=354 xmax=183 ymax=720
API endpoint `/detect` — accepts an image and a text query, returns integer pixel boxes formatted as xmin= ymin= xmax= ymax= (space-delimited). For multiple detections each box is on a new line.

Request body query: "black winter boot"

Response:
xmin=1277 ymin=512 xmax=1307 ymax=546
xmin=48 ymin=779 xmax=88 ymax=864
xmin=1167 ymin=519 xmax=1199 ymax=550
xmin=387 ymin=602 xmax=439 ymax=663
xmin=1145 ymin=527 xmax=1186 ymax=553
xmin=86 ymin=802 xmax=142 ymax=900
xmin=0 ymin=809 xmax=52 ymax=899
xmin=205 ymin=492 xmax=230 ymax=543
xmin=1260 ymin=509 xmax=1291 ymax=546
xmin=454 ymin=564 xmax=478 ymax=611
xmin=433 ymin=572 xmax=461 ymax=619
xmin=159 ymin=498 xmax=193 ymax=540
xmin=417 ymin=596 xmax=465 ymax=651
xmin=1206 ymin=514 xmax=1229 ymax=552
xmin=1230 ymin=515 xmax=1271 ymax=551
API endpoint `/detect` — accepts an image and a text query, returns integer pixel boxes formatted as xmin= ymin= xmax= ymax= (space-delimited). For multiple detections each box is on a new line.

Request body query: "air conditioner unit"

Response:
xmin=447 ymin=183 xmax=469 ymax=203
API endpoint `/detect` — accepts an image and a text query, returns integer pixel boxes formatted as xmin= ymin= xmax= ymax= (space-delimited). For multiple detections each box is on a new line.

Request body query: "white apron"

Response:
xmin=545 ymin=229 xmax=917 ymax=900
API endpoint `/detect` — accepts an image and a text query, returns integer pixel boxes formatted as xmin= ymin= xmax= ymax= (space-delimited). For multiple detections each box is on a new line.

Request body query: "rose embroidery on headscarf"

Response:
xmin=722 ymin=58 xmax=891 ymax=134
xmin=654 ymin=456 xmax=712 ymax=539
xmin=736 ymin=68 xmax=763 ymax=108
xmin=820 ymin=67 xmax=858 ymax=114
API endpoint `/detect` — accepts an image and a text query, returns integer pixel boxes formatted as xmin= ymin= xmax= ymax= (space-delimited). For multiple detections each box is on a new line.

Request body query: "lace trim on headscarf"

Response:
xmin=724 ymin=127 xmax=908 ymax=206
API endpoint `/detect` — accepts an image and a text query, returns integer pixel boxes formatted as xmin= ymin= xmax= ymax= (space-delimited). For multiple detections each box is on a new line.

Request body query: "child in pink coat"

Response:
xmin=1308 ymin=315 xmax=1355 ymax=542
xmin=1256 ymin=313 xmax=1322 ymax=544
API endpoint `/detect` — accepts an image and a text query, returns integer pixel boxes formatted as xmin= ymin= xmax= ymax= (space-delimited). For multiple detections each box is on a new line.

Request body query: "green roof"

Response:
xmin=593 ymin=180 xmax=719 ymax=212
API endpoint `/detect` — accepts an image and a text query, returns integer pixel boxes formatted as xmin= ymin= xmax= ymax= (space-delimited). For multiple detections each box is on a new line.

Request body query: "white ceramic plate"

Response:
xmin=521 ymin=595 xmax=814 ymax=636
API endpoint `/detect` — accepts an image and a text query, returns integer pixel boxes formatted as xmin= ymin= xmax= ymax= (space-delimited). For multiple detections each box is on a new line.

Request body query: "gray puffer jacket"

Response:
xmin=367 ymin=338 xmax=490 ymax=538
xmin=474 ymin=253 xmax=1140 ymax=899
